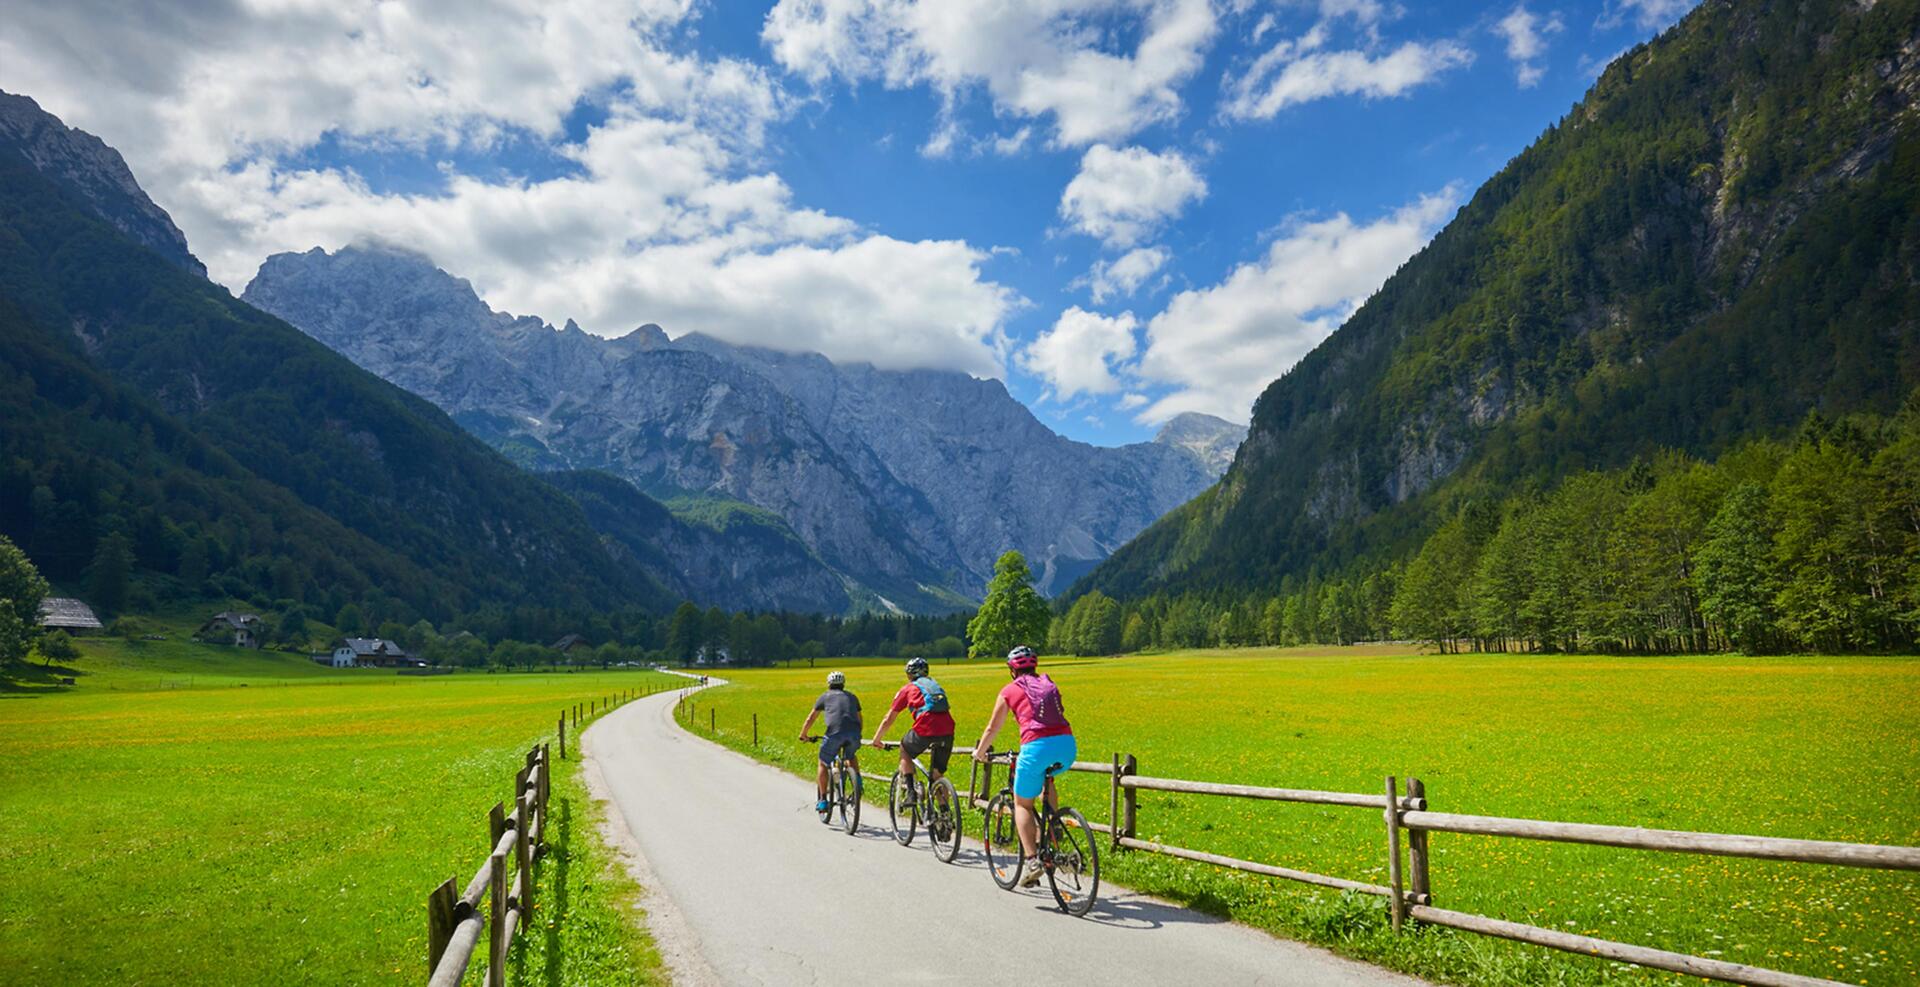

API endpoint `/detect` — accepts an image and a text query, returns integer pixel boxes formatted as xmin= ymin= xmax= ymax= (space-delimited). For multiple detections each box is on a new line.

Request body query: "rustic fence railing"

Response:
xmin=885 ymin=741 xmax=1919 ymax=987
xmin=425 ymin=681 xmax=673 ymax=985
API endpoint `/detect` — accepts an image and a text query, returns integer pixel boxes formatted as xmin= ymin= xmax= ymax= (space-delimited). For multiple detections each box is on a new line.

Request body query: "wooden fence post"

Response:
xmin=710 ymin=708 xmax=715 ymax=734
xmin=539 ymin=744 xmax=551 ymax=813
xmin=427 ymin=876 xmax=456 ymax=975
xmin=1407 ymin=777 xmax=1431 ymax=907
xmin=1110 ymin=753 xmax=1122 ymax=850
xmin=488 ymin=802 xmax=506 ymax=850
xmin=1122 ymin=754 xmax=1139 ymax=840
xmin=486 ymin=847 xmax=507 ymax=987
xmin=752 ymin=713 xmax=758 ymax=747
xmin=517 ymin=794 xmax=534 ymax=915
xmin=558 ymin=716 xmax=566 ymax=760
xmin=1384 ymin=775 xmax=1405 ymax=932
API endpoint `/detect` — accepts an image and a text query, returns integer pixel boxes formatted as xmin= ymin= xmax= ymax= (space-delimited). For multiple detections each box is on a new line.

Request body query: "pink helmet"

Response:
xmin=1005 ymin=645 xmax=1037 ymax=671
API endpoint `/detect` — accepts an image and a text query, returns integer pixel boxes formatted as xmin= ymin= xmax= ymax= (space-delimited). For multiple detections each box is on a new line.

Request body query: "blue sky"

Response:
xmin=1 ymin=0 xmax=1695 ymax=444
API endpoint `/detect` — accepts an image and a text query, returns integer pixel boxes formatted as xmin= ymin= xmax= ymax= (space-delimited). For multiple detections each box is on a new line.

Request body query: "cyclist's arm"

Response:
xmin=870 ymin=706 xmax=900 ymax=746
xmin=972 ymin=695 xmax=1010 ymax=758
xmin=798 ymin=708 xmax=819 ymax=740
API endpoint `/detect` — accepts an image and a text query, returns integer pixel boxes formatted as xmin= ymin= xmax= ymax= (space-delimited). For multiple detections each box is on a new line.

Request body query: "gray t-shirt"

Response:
xmin=814 ymin=689 xmax=862 ymax=735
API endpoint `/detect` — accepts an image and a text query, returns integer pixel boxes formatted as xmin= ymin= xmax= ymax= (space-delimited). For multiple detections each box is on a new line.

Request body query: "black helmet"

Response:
xmin=905 ymin=656 xmax=929 ymax=678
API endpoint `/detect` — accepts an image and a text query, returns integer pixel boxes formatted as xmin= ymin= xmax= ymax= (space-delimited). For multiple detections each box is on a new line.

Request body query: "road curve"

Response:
xmin=583 ymin=686 xmax=1427 ymax=987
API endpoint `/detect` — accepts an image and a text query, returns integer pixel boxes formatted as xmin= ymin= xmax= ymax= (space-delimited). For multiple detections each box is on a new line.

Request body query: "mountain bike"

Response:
xmin=802 ymin=736 xmax=861 ymax=834
xmin=887 ymin=749 xmax=962 ymax=863
xmin=977 ymin=751 xmax=1099 ymax=916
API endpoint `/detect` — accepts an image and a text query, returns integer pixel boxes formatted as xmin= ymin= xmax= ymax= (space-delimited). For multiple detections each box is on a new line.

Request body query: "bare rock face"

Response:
xmin=0 ymin=90 xmax=206 ymax=278
xmin=244 ymin=245 xmax=1239 ymax=606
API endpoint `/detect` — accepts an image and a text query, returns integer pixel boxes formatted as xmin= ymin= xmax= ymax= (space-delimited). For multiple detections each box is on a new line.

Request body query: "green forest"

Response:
xmin=1050 ymin=397 xmax=1920 ymax=657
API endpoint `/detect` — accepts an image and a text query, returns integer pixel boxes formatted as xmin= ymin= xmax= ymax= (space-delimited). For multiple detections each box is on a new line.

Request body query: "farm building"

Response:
xmin=198 ymin=611 xmax=263 ymax=648
xmin=331 ymin=637 xmax=420 ymax=669
xmin=551 ymin=633 xmax=590 ymax=654
xmin=36 ymin=597 xmax=102 ymax=633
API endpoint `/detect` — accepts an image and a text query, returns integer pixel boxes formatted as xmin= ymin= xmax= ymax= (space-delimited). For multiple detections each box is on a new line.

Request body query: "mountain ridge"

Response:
xmin=242 ymin=244 xmax=1245 ymax=605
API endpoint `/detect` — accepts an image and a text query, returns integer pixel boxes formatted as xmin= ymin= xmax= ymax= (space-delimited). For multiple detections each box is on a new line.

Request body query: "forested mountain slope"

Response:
xmin=1076 ymin=0 xmax=1920 ymax=602
xmin=0 ymin=97 xmax=678 ymax=626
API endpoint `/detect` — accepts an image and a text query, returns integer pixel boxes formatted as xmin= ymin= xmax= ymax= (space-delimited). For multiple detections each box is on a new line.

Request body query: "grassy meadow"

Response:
xmin=0 ymin=628 xmax=676 ymax=985
xmin=685 ymin=649 xmax=1920 ymax=986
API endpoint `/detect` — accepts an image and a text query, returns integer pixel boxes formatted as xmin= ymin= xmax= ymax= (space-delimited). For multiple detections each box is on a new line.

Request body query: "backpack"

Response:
xmin=911 ymin=676 xmax=950 ymax=715
xmin=1013 ymin=674 xmax=1069 ymax=730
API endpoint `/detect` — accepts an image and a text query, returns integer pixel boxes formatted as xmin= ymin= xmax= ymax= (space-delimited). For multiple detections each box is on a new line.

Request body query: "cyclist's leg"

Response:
xmin=1013 ymin=793 xmax=1040 ymax=856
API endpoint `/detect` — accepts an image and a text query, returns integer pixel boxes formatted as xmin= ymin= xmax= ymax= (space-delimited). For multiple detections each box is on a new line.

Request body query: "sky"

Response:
xmin=1 ymin=0 xmax=1697 ymax=444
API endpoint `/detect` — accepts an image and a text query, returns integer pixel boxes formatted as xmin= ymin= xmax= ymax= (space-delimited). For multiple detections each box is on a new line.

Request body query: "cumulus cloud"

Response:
xmin=1133 ymin=187 xmax=1460 ymax=423
xmin=1495 ymin=6 xmax=1564 ymax=88
xmin=1085 ymin=246 xmax=1172 ymax=303
xmin=0 ymin=0 xmax=1020 ymax=376
xmin=1222 ymin=3 xmax=1472 ymax=120
xmin=1060 ymin=145 xmax=1206 ymax=249
xmin=1019 ymin=307 xmax=1140 ymax=399
xmin=763 ymin=0 xmax=1218 ymax=148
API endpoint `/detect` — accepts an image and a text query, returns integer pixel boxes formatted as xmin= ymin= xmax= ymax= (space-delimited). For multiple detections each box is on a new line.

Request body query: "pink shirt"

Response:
xmin=999 ymin=675 xmax=1072 ymax=743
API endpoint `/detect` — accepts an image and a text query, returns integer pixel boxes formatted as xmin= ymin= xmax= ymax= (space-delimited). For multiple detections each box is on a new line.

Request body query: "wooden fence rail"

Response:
xmin=426 ymin=682 xmax=663 ymax=986
xmin=1072 ymin=753 xmax=1914 ymax=987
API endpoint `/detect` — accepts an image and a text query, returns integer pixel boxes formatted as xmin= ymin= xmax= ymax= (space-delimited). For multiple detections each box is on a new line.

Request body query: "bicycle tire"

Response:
xmin=888 ymin=770 xmax=918 ymax=846
xmin=822 ymin=759 xmax=840 ymax=825
xmin=982 ymin=791 xmax=1022 ymax=889
xmin=838 ymin=759 xmax=861 ymax=835
xmin=927 ymin=776 xmax=962 ymax=864
xmin=1045 ymin=807 xmax=1100 ymax=916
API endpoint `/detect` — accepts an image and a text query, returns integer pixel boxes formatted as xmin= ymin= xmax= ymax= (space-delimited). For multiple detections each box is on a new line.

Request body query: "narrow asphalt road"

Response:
xmin=583 ymin=685 xmax=1428 ymax=987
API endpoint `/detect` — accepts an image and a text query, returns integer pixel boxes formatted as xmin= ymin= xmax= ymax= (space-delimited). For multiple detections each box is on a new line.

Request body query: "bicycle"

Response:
xmin=976 ymin=750 xmax=1099 ymax=916
xmin=802 ymin=736 xmax=861 ymax=835
xmin=886 ymin=747 xmax=963 ymax=863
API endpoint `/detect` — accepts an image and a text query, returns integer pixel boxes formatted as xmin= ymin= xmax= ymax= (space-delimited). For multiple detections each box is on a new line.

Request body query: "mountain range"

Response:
xmin=1074 ymin=0 xmax=1920 ymax=602
xmin=241 ymin=245 xmax=1244 ymax=610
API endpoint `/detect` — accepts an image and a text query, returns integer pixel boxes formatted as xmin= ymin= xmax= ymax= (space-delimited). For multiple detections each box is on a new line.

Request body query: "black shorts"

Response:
xmin=901 ymin=729 xmax=954 ymax=774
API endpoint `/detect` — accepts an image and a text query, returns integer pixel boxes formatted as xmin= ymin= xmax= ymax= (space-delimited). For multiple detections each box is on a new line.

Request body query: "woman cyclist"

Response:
xmin=970 ymin=645 xmax=1075 ymax=887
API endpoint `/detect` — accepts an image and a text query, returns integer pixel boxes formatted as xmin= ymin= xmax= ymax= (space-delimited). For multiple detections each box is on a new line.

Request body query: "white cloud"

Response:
xmin=1086 ymin=246 xmax=1171 ymax=302
xmin=1495 ymin=6 xmax=1564 ymax=88
xmin=1059 ymin=145 xmax=1206 ymax=248
xmin=1225 ymin=34 xmax=1473 ymax=119
xmin=763 ymin=0 xmax=1218 ymax=147
xmin=1118 ymin=392 xmax=1150 ymax=410
xmin=1019 ymin=307 xmax=1140 ymax=399
xmin=1134 ymin=187 xmax=1460 ymax=423
xmin=1608 ymin=0 xmax=1698 ymax=29
xmin=0 ymin=0 xmax=1021 ymax=376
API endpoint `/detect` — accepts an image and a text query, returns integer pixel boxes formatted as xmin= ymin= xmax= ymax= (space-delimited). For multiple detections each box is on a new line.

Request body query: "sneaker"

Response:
xmin=816 ymin=799 xmax=830 ymax=813
xmin=1019 ymin=858 xmax=1043 ymax=888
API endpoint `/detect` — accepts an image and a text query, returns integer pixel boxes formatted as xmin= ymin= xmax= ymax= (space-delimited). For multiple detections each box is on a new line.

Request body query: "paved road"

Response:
xmin=584 ymin=686 xmax=1426 ymax=987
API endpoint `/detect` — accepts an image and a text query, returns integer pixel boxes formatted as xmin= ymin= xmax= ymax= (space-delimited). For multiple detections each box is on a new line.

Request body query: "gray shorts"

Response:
xmin=818 ymin=731 xmax=860 ymax=765
xmin=901 ymin=729 xmax=954 ymax=774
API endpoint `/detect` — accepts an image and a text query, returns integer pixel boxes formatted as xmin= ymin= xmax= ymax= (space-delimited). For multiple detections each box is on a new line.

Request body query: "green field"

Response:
xmin=0 ymin=631 xmax=675 ymax=985
xmin=685 ymin=649 xmax=1920 ymax=986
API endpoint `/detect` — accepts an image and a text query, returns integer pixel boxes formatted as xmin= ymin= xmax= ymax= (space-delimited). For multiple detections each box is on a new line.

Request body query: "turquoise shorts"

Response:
xmin=1013 ymin=734 xmax=1077 ymax=799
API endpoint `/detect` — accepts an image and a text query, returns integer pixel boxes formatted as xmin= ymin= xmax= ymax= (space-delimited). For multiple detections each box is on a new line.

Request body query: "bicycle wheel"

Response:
xmin=838 ymin=759 xmax=861 ymax=835
xmin=926 ymin=776 xmax=962 ymax=864
xmin=982 ymin=791 xmax=1022 ymax=889
xmin=1045 ymin=807 xmax=1100 ymax=916
xmin=822 ymin=761 xmax=839 ymax=825
xmin=888 ymin=770 xmax=919 ymax=846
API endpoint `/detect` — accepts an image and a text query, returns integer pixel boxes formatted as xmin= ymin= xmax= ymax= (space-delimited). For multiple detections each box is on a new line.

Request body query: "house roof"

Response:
xmin=37 ymin=597 xmax=102 ymax=630
xmin=211 ymin=611 xmax=260 ymax=625
xmin=341 ymin=637 xmax=409 ymax=658
xmin=551 ymin=633 xmax=587 ymax=651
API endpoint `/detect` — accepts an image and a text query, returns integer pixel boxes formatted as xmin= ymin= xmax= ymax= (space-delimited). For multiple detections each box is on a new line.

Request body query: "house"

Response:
xmin=198 ymin=611 xmax=263 ymax=648
xmin=332 ymin=637 xmax=420 ymax=669
xmin=36 ymin=598 xmax=102 ymax=634
xmin=550 ymin=633 xmax=590 ymax=654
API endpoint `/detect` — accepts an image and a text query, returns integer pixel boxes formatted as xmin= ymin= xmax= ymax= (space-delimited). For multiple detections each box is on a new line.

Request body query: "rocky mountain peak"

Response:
xmin=0 ymin=89 xmax=205 ymax=278
xmin=1153 ymin=412 xmax=1248 ymax=475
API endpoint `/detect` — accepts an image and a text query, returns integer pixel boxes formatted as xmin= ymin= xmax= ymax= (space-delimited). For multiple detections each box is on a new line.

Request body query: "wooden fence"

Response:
xmin=425 ymin=682 xmax=674 ymax=985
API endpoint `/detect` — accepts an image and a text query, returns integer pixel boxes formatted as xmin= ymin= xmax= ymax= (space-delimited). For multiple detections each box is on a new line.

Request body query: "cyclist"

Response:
xmin=798 ymin=670 xmax=862 ymax=815
xmin=869 ymin=656 xmax=955 ymax=809
xmin=971 ymin=645 xmax=1074 ymax=887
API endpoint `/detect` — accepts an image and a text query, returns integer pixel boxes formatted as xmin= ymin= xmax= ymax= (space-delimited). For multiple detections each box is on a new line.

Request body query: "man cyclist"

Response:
xmin=971 ymin=645 xmax=1075 ymax=887
xmin=798 ymin=670 xmax=862 ymax=815
xmin=869 ymin=656 xmax=955 ymax=808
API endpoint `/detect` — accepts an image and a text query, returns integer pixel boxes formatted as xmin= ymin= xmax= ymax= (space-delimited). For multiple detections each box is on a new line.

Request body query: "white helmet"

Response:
xmin=826 ymin=670 xmax=846 ymax=688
